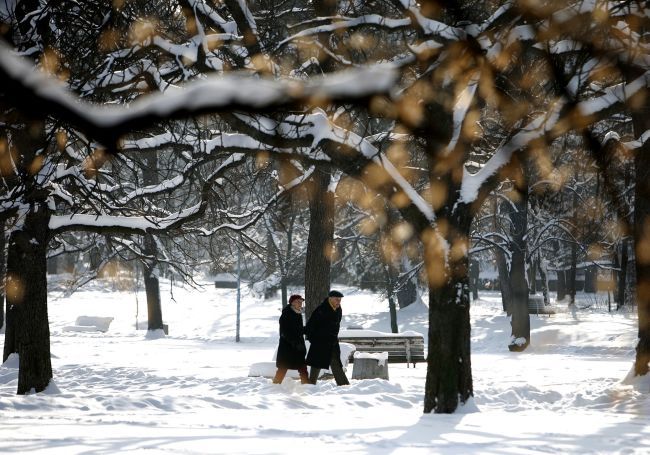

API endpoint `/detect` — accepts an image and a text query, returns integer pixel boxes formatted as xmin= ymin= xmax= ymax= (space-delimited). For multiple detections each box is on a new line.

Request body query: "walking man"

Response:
xmin=305 ymin=290 xmax=350 ymax=385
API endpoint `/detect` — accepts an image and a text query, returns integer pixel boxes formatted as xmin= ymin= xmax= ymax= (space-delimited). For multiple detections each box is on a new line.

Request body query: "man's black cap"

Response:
xmin=328 ymin=290 xmax=344 ymax=298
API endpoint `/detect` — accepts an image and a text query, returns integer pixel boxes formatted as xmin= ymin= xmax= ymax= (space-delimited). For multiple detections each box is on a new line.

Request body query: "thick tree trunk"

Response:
xmin=303 ymin=0 xmax=337 ymax=318
xmin=3 ymin=112 xmax=52 ymax=392
xmin=421 ymin=198 xmax=473 ymax=413
xmin=508 ymin=190 xmax=530 ymax=352
xmin=423 ymin=227 xmax=473 ymax=413
xmin=556 ymin=269 xmax=567 ymax=301
xmin=632 ymin=99 xmax=650 ymax=375
xmin=143 ymin=234 xmax=163 ymax=331
xmin=0 ymin=223 xmax=5 ymax=331
xmin=6 ymin=203 xmax=53 ymax=393
xmin=304 ymin=168 xmax=334 ymax=318
xmin=144 ymin=272 xmax=163 ymax=331
xmin=568 ymin=241 xmax=578 ymax=304
xmin=142 ymin=152 xmax=163 ymax=332
xmin=509 ymin=243 xmax=530 ymax=351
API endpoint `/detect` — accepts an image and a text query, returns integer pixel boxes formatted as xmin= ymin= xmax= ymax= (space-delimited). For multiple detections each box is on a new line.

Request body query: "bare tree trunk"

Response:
xmin=632 ymin=99 xmax=650 ymax=375
xmin=616 ymin=164 xmax=632 ymax=309
xmin=304 ymin=168 xmax=334 ymax=318
xmin=538 ymin=255 xmax=549 ymax=305
xmin=557 ymin=269 xmax=567 ymax=301
xmin=6 ymin=202 xmax=53 ymax=393
xmin=1 ymin=112 xmax=53 ymax=392
xmin=568 ymin=240 xmax=578 ymax=305
xmin=507 ymin=189 xmax=530 ymax=352
xmin=303 ymin=0 xmax=338 ymax=318
xmin=385 ymin=265 xmax=398 ymax=333
xmin=508 ymin=243 xmax=530 ymax=351
xmin=495 ymin=249 xmax=512 ymax=313
xmin=423 ymin=212 xmax=473 ymax=413
xmin=568 ymin=190 xmax=579 ymax=305
xmin=617 ymin=239 xmax=628 ymax=309
xmin=0 ymin=222 xmax=5 ymax=331
xmin=143 ymin=234 xmax=163 ymax=331
xmin=0 ymin=2 xmax=53 ymax=392
xmin=142 ymin=152 xmax=163 ymax=332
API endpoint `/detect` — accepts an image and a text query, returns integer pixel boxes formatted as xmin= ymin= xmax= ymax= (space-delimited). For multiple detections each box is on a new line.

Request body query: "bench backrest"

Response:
xmin=338 ymin=336 xmax=426 ymax=366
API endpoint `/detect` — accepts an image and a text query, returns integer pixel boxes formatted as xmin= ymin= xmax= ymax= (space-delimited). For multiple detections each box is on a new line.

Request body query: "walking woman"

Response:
xmin=272 ymin=294 xmax=309 ymax=384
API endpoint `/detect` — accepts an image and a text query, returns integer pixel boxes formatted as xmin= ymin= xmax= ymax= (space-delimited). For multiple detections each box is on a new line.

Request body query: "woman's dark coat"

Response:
xmin=276 ymin=304 xmax=307 ymax=369
xmin=305 ymin=298 xmax=342 ymax=369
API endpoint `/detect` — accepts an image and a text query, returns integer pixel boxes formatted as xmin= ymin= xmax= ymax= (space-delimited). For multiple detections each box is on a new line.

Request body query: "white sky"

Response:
xmin=0 ymin=276 xmax=648 ymax=454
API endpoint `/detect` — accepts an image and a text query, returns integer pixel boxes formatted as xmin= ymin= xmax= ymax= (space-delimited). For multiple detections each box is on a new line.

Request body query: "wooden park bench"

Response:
xmin=338 ymin=329 xmax=426 ymax=368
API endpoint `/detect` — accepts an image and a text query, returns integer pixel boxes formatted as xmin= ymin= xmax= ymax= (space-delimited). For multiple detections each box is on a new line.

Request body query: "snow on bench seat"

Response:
xmin=63 ymin=316 xmax=114 ymax=333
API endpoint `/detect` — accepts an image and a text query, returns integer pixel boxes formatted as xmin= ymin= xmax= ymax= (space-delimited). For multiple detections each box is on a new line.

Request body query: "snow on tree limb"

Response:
xmin=0 ymin=40 xmax=399 ymax=151
xmin=278 ymin=15 xmax=412 ymax=49
xmin=461 ymin=70 xmax=650 ymax=206
xmin=49 ymin=203 xmax=203 ymax=233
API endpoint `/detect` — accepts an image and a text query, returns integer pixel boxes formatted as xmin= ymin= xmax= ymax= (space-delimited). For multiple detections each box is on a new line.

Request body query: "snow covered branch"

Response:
xmin=0 ymin=40 xmax=399 ymax=151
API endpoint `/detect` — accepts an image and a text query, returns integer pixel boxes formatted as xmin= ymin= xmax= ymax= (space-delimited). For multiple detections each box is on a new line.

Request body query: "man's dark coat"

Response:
xmin=305 ymin=298 xmax=342 ymax=369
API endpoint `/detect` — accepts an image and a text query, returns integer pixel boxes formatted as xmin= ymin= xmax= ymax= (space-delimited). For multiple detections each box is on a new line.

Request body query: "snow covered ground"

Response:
xmin=1 ymin=276 xmax=649 ymax=454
